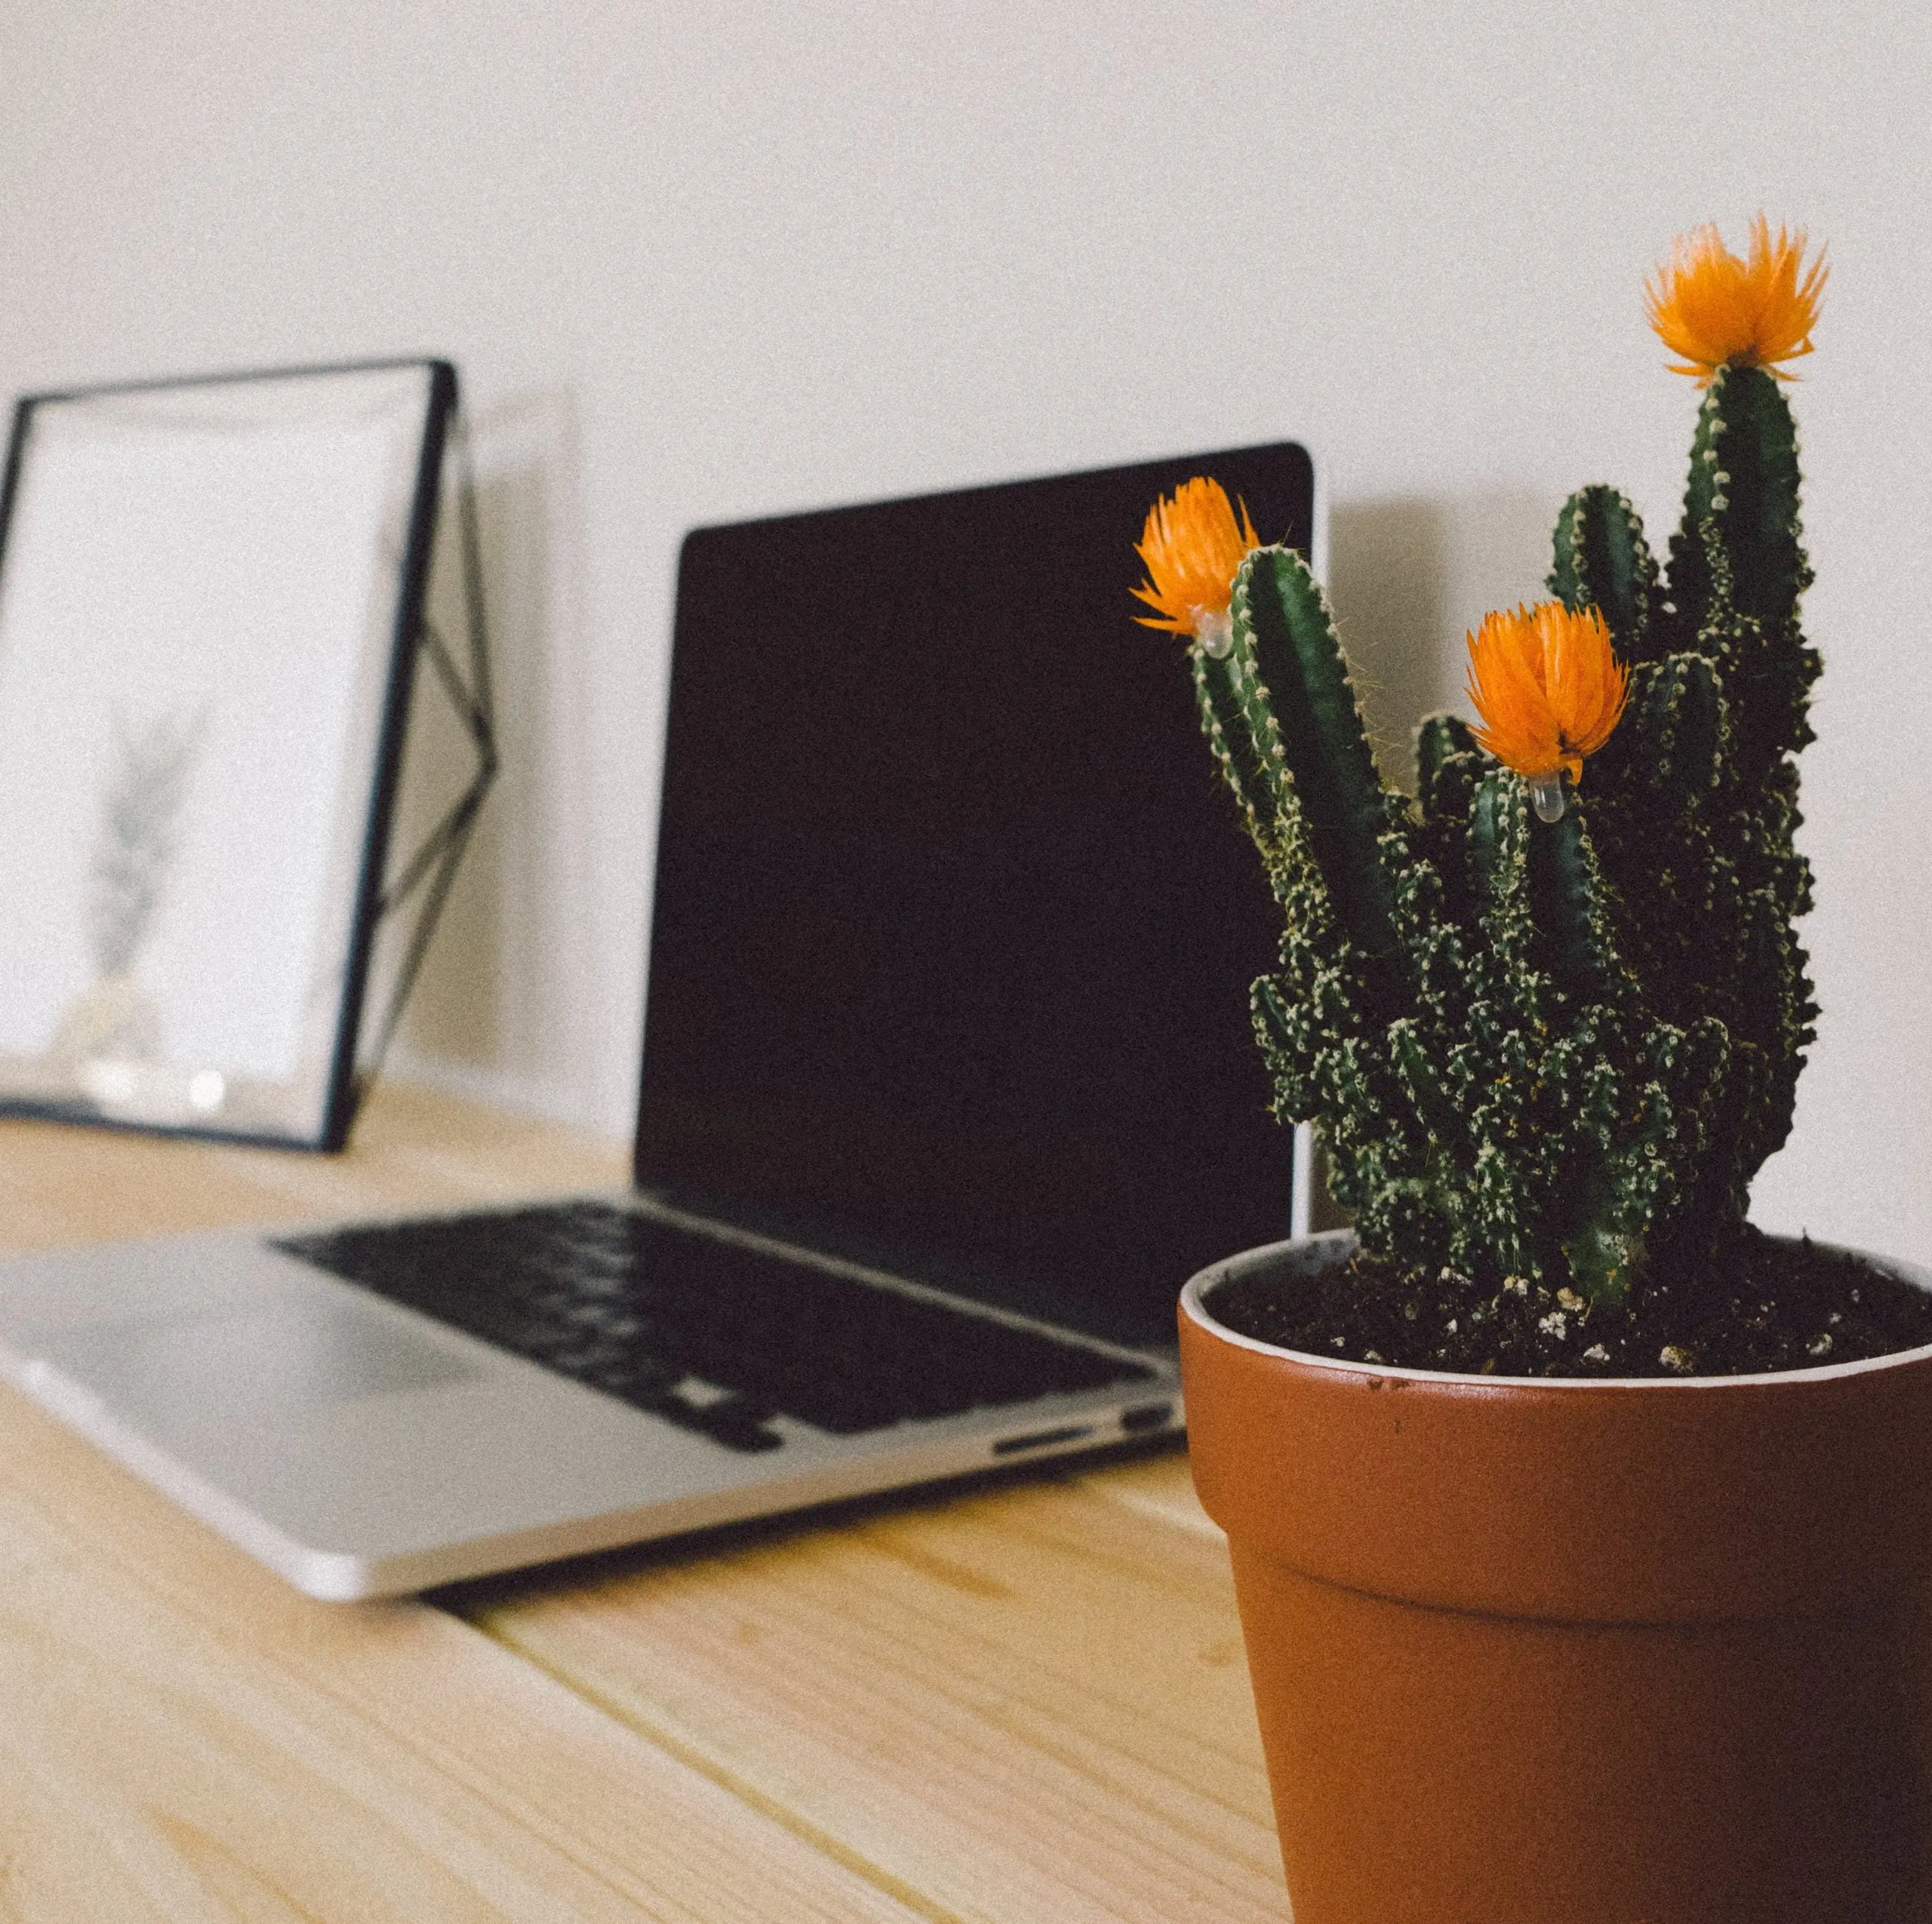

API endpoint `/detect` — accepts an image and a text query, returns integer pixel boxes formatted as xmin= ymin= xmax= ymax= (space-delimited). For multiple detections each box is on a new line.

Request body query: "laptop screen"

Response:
xmin=638 ymin=444 xmax=1315 ymax=1347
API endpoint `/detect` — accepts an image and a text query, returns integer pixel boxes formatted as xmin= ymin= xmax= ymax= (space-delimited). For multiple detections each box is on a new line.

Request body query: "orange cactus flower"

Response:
xmin=1133 ymin=477 xmax=1260 ymax=656
xmin=1646 ymin=214 xmax=1827 ymax=383
xmin=1465 ymin=602 xmax=1628 ymax=818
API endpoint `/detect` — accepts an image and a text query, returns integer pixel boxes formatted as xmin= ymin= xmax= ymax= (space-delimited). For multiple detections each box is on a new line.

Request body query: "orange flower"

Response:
xmin=1133 ymin=478 xmax=1260 ymax=654
xmin=1646 ymin=214 xmax=1826 ymax=383
xmin=1465 ymin=603 xmax=1628 ymax=796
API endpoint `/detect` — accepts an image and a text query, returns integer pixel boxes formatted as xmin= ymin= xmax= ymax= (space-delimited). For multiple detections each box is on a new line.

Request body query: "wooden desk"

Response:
xmin=0 ymin=1084 xmax=1287 ymax=1919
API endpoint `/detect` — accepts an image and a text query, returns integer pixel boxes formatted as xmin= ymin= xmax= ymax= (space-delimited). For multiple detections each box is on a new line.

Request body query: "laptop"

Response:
xmin=0 ymin=441 xmax=1315 ymax=1600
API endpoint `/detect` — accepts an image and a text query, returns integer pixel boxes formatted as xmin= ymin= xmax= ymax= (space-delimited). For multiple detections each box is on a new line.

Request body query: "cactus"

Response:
xmin=1142 ymin=219 xmax=1826 ymax=1310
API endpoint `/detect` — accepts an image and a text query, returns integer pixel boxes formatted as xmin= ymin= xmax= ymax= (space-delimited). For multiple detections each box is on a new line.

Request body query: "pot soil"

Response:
xmin=1205 ymin=1224 xmax=1932 ymax=1378
xmin=1180 ymin=1232 xmax=1932 ymax=1924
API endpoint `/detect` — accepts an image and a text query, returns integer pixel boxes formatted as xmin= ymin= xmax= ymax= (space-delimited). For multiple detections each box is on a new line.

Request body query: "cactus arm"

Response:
xmin=1466 ymin=769 xmax=1647 ymax=1299
xmin=1636 ymin=653 xmax=1724 ymax=809
xmin=1415 ymin=712 xmax=1479 ymax=820
xmin=1574 ymin=651 xmax=1738 ymax=1037
xmin=1187 ymin=643 xmax=1285 ymax=848
xmin=1585 ymin=652 xmax=1726 ymax=838
xmin=1417 ymin=711 xmax=1478 ymax=785
xmin=1389 ymin=1016 xmax=1461 ymax=1161
xmin=1650 ymin=358 xmax=1818 ymax=1192
xmin=1414 ymin=712 xmax=1488 ymax=930
xmin=1253 ymin=970 xmax=1339 ymax=1130
xmin=1469 ymin=769 xmax=1510 ymax=907
xmin=1528 ymin=804 xmax=1625 ymax=1008
xmin=1231 ymin=546 xmax=1400 ymax=964
xmin=1582 ymin=1015 xmax=1746 ymax=1293
xmin=1466 ymin=771 xmax=1547 ymax=1104
xmin=1666 ymin=363 xmax=1811 ymax=644
xmin=1698 ymin=364 xmax=1808 ymax=629
xmin=1549 ymin=486 xmax=1661 ymax=662
xmin=1542 ymin=1022 xmax=1641 ymax=1306
xmin=1664 ymin=382 xmax=1724 ymax=643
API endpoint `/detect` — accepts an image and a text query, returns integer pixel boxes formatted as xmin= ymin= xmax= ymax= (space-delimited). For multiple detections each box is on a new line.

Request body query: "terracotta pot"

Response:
xmin=1179 ymin=1231 xmax=1932 ymax=1924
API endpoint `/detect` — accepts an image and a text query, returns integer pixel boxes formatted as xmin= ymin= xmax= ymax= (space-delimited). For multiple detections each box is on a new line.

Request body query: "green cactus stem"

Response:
xmin=1187 ymin=644 xmax=1283 ymax=855
xmin=1229 ymin=546 xmax=1401 ymax=973
xmin=1669 ymin=364 xmax=1808 ymax=639
xmin=1549 ymin=485 xmax=1661 ymax=663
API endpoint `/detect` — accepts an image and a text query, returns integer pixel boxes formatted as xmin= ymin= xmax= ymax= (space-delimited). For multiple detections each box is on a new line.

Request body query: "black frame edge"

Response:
xmin=319 ymin=358 xmax=460 ymax=1151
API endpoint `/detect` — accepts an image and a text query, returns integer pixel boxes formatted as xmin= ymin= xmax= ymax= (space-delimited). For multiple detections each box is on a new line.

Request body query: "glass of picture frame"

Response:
xmin=0 ymin=357 xmax=481 ymax=1148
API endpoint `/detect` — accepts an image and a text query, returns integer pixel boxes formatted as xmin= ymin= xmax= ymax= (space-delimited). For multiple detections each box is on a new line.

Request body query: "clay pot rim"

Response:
xmin=1181 ymin=1230 xmax=1932 ymax=1391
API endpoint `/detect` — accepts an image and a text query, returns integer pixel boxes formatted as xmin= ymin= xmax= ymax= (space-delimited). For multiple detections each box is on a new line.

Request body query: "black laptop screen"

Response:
xmin=637 ymin=444 xmax=1314 ymax=1346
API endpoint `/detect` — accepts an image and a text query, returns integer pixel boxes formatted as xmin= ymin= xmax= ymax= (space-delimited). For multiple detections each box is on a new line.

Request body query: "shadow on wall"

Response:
xmin=371 ymin=388 xmax=588 ymax=1109
xmin=1326 ymin=490 xmax=1559 ymax=788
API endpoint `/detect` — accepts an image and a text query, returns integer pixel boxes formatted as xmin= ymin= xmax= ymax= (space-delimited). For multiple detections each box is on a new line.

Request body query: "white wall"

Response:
xmin=3 ymin=0 xmax=1928 ymax=1262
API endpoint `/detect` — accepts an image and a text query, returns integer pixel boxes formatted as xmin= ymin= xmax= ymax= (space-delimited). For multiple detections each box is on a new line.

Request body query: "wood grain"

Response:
xmin=0 ymin=1083 xmax=1290 ymax=1922
xmin=461 ymin=1455 xmax=1289 ymax=1922
xmin=0 ymin=1086 xmax=918 ymax=1922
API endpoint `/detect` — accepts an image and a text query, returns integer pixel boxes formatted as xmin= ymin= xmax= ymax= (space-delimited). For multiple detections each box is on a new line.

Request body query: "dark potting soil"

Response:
xmin=1203 ymin=1228 xmax=1932 ymax=1378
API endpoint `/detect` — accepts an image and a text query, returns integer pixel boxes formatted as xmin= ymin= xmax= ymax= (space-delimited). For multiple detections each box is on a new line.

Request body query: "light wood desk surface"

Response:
xmin=0 ymin=1083 xmax=1287 ymax=1920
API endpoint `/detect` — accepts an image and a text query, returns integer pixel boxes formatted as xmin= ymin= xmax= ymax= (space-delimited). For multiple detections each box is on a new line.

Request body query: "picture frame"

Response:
xmin=0 ymin=357 xmax=466 ymax=1148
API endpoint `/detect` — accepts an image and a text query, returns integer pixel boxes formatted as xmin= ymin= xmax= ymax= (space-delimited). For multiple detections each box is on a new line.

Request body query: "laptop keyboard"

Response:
xmin=275 ymin=1200 xmax=1157 ymax=1453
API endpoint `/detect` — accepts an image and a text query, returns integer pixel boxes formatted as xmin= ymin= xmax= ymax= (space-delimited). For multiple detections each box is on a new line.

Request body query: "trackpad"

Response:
xmin=40 ymin=1299 xmax=482 ymax=1429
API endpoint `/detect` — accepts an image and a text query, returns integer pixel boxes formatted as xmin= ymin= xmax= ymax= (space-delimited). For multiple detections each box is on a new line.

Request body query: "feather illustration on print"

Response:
xmin=50 ymin=708 xmax=206 ymax=1068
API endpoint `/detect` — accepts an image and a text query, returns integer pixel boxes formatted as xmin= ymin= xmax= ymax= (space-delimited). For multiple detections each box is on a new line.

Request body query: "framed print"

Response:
xmin=0 ymin=358 xmax=456 ymax=1148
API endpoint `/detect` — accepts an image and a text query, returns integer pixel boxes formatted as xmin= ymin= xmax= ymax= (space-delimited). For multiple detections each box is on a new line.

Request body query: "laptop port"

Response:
xmin=992 ymin=1425 xmax=1093 ymax=1456
xmin=1119 ymin=1402 xmax=1174 ymax=1434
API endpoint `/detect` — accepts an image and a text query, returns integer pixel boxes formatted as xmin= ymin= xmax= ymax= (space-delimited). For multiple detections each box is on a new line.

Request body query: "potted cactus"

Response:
xmin=1143 ymin=220 xmax=1932 ymax=1923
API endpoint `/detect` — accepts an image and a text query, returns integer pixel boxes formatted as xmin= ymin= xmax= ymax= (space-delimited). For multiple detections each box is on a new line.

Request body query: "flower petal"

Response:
xmin=1132 ymin=479 xmax=1261 ymax=641
xmin=1647 ymin=214 xmax=1826 ymax=383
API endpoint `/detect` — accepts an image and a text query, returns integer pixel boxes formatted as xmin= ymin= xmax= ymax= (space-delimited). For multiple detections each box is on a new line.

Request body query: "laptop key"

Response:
xmin=275 ymin=1200 xmax=1155 ymax=1452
